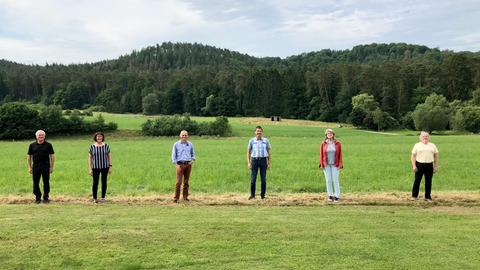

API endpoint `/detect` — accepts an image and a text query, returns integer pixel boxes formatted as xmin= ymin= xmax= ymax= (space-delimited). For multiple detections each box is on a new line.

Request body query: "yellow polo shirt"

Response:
xmin=412 ymin=142 xmax=439 ymax=163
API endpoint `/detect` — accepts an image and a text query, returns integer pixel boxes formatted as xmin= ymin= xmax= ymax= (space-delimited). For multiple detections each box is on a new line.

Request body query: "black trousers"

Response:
xmin=92 ymin=168 xmax=109 ymax=199
xmin=412 ymin=161 xmax=433 ymax=199
xmin=32 ymin=164 xmax=50 ymax=200
xmin=250 ymin=158 xmax=267 ymax=198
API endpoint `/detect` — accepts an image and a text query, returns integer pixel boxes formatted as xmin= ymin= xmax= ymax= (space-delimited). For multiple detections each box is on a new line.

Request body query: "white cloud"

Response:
xmin=0 ymin=0 xmax=478 ymax=64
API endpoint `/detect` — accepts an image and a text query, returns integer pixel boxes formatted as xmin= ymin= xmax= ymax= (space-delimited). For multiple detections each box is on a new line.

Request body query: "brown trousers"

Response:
xmin=174 ymin=163 xmax=192 ymax=200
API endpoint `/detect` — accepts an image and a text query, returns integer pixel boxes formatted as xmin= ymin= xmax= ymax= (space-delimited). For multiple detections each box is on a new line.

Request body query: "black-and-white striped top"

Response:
xmin=89 ymin=144 xmax=111 ymax=169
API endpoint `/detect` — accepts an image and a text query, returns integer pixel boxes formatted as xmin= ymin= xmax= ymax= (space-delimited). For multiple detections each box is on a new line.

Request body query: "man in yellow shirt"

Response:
xmin=410 ymin=131 xmax=439 ymax=201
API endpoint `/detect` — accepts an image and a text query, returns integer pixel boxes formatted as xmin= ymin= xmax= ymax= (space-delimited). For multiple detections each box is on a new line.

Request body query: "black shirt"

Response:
xmin=27 ymin=141 xmax=55 ymax=165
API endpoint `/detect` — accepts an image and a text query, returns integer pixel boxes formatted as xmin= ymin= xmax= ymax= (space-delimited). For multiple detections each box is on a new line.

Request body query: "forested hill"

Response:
xmin=0 ymin=42 xmax=479 ymax=129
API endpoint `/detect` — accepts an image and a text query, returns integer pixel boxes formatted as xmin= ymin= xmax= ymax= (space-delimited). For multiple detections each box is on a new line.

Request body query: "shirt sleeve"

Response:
xmin=247 ymin=139 xmax=252 ymax=150
xmin=433 ymin=144 xmax=439 ymax=154
xmin=411 ymin=144 xmax=417 ymax=154
xmin=27 ymin=144 xmax=32 ymax=155
xmin=190 ymin=143 xmax=196 ymax=160
xmin=266 ymin=139 xmax=271 ymax=150
xmin=106 ymin=144 xmax=110 ymax=153
xmin=49 ymin=143 xmax=55 ymax=154
xmin=171 ymin=143 xmax=177 ymax=164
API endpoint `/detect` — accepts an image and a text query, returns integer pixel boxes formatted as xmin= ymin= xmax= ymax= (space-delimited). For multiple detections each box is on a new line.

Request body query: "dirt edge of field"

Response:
xmin=1 ymin=192 xmax=480 ymax=207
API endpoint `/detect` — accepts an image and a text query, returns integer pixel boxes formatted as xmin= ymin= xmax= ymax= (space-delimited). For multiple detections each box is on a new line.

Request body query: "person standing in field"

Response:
xmin=319 ymin=128 xmax=343 ymax=203
xmin=27 ymin=130 xmax=55 ymax=204
xmin=410 ymin=131 xmax=439 ymax=202
xmin=171 ymin=130 xmax=196 ymax=203
xmin=247 ymin=126 xmax=271 ymax=200
xmin=88 ymin=131 xmax=112 ymax=203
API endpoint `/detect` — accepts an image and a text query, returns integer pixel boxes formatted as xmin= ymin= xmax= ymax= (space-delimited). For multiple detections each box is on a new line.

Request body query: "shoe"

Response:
xmin=101 ymin=198 xmax=106 ymax=203
xmin=43 ymin=199 xmax=50 ymax=204
xmin=35 ymin=199 xmax=41 ymax=204
xmin=93 ymin=199 xmax=98 ymax=203
xmin=424 ymin=198 xmax=433 ymax=202
xmin=183 ymin=198 xmax=190 ymax=201
xmin=173 ymin=199 xmax=178 ymax=203
xmin=261 ymin=196 xmax=265 ymax=200
xmin=328 ymin=196 xmax=334 ymax=202
xmin=334 ymin=197 xmax=339 ymax=203
xmin=410 ymin=197 xmax=418 ymax=201
xmin=248 ymin=196 xmax=255 ymax=200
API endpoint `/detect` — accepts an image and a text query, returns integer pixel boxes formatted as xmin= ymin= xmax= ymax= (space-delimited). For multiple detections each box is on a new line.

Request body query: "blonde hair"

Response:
xmin=324 ymin=128 xmax=335 ymax=140
xmin=180 ymin=130 xmax=188 ymax=136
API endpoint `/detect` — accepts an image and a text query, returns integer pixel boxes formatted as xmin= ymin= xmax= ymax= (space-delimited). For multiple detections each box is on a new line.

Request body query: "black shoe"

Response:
xmin=261 ymin=196 xmax=265 ymax=200
xmin=183 ymin=198 xmax=190 ymax=201
xmin=248 ymin=196 xmax=255 ymax=200
xmin=173 ymin=199 xmax=178 ymax=203
xmin=43 ymin=199 xmax=50 ymax=204
xmin=35 ymin=199 xmax=41 ymax=204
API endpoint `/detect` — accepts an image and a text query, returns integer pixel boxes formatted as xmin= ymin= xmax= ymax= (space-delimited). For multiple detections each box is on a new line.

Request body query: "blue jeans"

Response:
xmin=323 ymin=165 xmax=340 ymax=198
xmin=250 ymin=158 xmax=267 ymax=198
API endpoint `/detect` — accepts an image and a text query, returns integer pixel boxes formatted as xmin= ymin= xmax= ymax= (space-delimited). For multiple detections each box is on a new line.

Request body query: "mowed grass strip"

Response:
xmin=2 ymin=192 xmax=480 ymax=207
xmin=0 ymin=204 xmax=479 ymax=269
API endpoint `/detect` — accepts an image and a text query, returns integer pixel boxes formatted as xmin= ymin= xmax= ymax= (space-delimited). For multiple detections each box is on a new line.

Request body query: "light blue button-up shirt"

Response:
xmin=172 ymin=141 xmax=196 ymax=164
xmin=248 ymin=137 xmax=271 ymax=158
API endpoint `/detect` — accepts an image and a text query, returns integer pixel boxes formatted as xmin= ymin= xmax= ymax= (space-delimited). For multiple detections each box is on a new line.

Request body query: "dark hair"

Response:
xmin=93 ymin=131 xmax=105 ymax=142
xmin=255 ymin=126 xmax=263 ymax=131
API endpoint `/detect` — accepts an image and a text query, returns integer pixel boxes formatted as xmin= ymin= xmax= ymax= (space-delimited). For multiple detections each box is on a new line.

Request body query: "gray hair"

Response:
xmin=419 ymin=131 xmax=429 ymax=139
xmin=35 ymin=130 xmax=46 ymax=137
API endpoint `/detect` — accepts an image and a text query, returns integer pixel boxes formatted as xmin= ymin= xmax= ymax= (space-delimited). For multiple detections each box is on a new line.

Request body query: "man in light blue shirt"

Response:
xmin=247 ymin=126 xmax=271 ymax=200
xmin=171 ymin=130 xmax=196 ymax=202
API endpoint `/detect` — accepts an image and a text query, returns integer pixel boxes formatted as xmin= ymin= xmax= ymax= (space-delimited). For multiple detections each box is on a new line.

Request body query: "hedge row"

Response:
xmin=142 ymin=115 xmax=232 ymax=137
xmin=0 ymin=103 xmax=117 ymax=140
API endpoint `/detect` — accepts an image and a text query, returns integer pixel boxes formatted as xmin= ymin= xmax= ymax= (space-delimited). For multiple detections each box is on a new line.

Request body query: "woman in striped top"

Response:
xmin=88 ymin=131 xmax=112 ymax=203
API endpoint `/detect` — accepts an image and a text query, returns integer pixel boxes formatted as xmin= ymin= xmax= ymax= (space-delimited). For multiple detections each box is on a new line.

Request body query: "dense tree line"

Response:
xmin=1 ymin=42 xmax=479 ymax=131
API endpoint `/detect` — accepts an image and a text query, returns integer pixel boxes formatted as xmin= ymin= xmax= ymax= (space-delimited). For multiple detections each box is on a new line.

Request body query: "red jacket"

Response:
xmin=319 ymin=140 xmax=343 ymax=169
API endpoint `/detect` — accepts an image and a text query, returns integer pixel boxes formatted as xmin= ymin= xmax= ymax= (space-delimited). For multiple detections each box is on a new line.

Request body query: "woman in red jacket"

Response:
xmin=319 ymin=128 xmax=343 ymax=202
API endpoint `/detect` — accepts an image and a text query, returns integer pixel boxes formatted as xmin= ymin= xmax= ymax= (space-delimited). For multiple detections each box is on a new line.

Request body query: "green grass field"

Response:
xmin=1 ymin=113 xmax=479 ymax=196
xmin=1 ymin=114 xmax=480 ymax=269
xmin=1 ymin=204 xmax=479 ymax=269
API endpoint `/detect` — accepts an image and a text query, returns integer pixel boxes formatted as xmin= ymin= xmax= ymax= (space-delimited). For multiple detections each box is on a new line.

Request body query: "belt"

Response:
xmin=252 ymin=157 xmax=267 ymax=160
xmin=177 ymin=161 xmax=190 ymax=165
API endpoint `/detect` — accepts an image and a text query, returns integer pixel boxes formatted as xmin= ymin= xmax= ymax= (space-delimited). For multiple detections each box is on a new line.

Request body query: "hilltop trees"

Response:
xmin=0 ymin=42 xmax=479 ymax=132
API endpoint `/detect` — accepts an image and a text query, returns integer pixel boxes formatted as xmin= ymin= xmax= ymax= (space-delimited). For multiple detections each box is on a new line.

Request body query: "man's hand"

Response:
xmin=412 ymin=166 xmax=418 ymax=172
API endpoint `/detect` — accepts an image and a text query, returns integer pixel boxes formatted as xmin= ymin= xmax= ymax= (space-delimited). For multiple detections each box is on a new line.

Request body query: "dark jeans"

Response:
xmin=92 ymin=168 xmax=109 ymax=199
xmin=412 ymin=161 xmax=433 ymax=199
xmin=175 ymin=163 xmax=192 ymax=200
xmin=32 ymin=163 xmax=50 ymax=200
xmin=250 ymin=157 xmax=267 ymax=198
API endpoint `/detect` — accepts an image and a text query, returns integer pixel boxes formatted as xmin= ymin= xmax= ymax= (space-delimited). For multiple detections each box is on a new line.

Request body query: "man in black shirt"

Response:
xmin=27 ymin=130 xmax=55 ymax=204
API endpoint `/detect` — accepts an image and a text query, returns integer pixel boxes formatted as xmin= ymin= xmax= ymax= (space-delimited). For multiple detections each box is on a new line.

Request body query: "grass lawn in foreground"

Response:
xmin=0 ymin=204 xmax=479 ymax=270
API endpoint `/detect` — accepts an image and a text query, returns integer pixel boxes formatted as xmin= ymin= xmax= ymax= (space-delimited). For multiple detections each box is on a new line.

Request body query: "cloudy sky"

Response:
xmin=1 ymin=0 xmax=479 ymax=65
